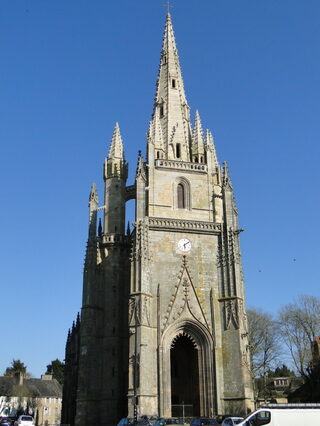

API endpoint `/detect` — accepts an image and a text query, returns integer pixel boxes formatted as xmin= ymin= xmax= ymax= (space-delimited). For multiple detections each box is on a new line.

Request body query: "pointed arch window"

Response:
xmin=177 ymin=184 xmax=185 ymax=209
xmin=175 ymin=178 xmax=191 ymax=210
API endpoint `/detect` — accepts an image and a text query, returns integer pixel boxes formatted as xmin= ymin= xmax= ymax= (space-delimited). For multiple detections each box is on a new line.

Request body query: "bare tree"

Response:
xmin=279 ymin=295 xmax=320 ymax=377
xmin=247 ymin=308 xmax=281 ymax=378
xmin=247 ymin=308 xmax=282 ymax=401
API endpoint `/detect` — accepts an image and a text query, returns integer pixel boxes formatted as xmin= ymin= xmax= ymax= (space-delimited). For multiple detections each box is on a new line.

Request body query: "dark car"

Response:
xmin=153 ymin=418 xmax=185 ymax=426
xmin=117 ymin=419 xmax=151 ymax=426
xmin=0 ymin=419 xmax=13 ymax=426
xmin=117 ymin=419 xmax=133 ymax=426
xmin=190 ymin=419 xmax=219 ymax=426
xmin=221 ymin=418 xmax=243 ymax=426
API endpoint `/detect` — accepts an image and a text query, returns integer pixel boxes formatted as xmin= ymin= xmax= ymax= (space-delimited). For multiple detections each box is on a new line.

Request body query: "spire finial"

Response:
xmin=163 ymin=0 xmax=173 ymax=14
xmin=191 ymin=110 xmax=205 ymax=161
xmin=136 ymin=151 xmax=146 ymax=180
xmin=108 ymin=122 xmax=124 ymax=159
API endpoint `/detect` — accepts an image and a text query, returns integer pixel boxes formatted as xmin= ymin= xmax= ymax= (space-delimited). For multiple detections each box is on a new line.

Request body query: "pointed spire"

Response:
xmin=205 ymin=129 xmax=219 ymax=165
xmin=89 ymin=183 xmax=98 ymax=207
xmin=136 ymin=150 xmax=146 ymax=180
xmin=222 ymin=161 xmax=233 ymax=189
xmin=149 ymin=108 xmax=164 ymax=151
xmin=126 ymin=221 xmax=131 ymax=236
xmin=88 ymin=183 xmax=98 ymax=239
xmin=108 ymin=122 xmax=124 ymax=159
xmin=104 ymin=123 xmax=128 ymax=180
xmin=191 ymin=110 xmax=205 ymax=162
xmin=152 ymin=13 xmax=191 ymax=161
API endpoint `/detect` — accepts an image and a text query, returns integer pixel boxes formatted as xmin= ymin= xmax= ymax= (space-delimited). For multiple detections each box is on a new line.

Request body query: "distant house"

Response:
xmin=255 ymin=376 xmax=304 ymax=404
xmin=0 ymin=373 xmax=62 ymax=425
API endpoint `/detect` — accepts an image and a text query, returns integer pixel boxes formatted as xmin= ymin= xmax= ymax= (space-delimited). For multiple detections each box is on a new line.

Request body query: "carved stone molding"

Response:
xmin=219 ymin=296 xmax=243 ymax=330
xmin=131 ymin=220 xmax=150 ymax=262
xmin=149 ymin=217 xmax=221 ymax=234
xmin=161 ymin=256 xmax=211 ymax=333
xmin=129 ymin=293 xmax=152 ymax=326
xmin=155 ymin=159 xmax=208 ymax=173
xmin=100 ymin=234 xmax=131 ymax=246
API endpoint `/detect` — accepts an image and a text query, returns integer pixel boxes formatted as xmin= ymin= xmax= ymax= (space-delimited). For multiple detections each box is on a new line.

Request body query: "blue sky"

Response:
xmin=1 ymin=0 xmax=319 ymax=377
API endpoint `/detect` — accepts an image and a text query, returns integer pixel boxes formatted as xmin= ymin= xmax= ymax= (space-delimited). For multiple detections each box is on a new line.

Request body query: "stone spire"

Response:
xmin=148 ymin=108 xmax=165 ymax=157
xmin=136 ymin=151 xmax=146 ymax=181
xmin=108 ymin=122 xmax=124 ymax=160
xmin=206 ymin=129 xmax=219 ymax=166
xmin=152 ymin=13 xmax=191 ymax=162
xmin=88 ymin=183 xmax=98 ymax=239
xmin=104 ymin=122 xmax=127 ymax=180
xmin=222 ymin=161 xmax=233 ymax=190
xmin=191 ymin=110 xmax=205 ymax=162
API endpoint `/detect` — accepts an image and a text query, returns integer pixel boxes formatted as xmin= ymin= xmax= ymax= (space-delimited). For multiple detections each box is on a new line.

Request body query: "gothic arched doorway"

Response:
xmin=171 ymin=333 xmax=200 ymax=416
xmin=159 ymin=320 xmax=216 ymax=417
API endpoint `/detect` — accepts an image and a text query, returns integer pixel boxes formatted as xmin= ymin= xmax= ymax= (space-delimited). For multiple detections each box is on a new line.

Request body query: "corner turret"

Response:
xmin=103 ymin=123 xmax=128 ymax=234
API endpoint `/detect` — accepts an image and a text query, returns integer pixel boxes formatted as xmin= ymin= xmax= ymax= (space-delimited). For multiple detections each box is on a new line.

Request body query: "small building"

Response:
xmin=255 ymin=376 xmax=304 ymax=405
xmin=0 ymin=373 xmax=62 ymax=425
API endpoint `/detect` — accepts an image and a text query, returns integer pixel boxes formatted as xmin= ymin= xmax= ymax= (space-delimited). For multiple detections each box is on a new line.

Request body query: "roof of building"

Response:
xmin=0 ymin=375 xmax=62 ymax=398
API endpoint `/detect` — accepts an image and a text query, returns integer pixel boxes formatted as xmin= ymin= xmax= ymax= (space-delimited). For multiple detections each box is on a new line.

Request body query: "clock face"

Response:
xmin=178 ymin=238 xmax=191 ymax=252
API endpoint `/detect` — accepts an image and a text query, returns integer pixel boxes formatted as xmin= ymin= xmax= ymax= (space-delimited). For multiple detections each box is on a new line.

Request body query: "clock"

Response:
xmin=178 ymin=238 xmax=191 ymax=252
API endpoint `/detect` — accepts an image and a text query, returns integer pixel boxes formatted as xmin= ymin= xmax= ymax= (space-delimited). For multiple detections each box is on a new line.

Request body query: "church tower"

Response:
xmin=64 ymin=13 xmax=254 ymax=426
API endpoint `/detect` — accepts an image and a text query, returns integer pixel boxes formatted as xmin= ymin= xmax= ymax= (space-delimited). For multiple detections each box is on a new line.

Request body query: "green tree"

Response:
xmin=4 ymin=359 xmax=27 ymax=377
xmin=267 ymin=364 xmax=296 ymax=377
xmin=45 ymin=359 xmax=65 ymax=385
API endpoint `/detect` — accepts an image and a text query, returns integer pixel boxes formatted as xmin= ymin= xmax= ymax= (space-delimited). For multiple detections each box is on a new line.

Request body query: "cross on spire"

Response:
xmin=163 ymin=0 xmax=173 ymax=13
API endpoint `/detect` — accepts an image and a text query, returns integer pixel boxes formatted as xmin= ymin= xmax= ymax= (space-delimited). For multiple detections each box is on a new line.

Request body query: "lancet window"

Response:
xmin=176 ymin=178 xmax=191 ymax=210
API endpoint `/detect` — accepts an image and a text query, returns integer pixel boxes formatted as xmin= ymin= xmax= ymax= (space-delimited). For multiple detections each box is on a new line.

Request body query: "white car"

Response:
xmin=14 ymin=416 xmax=35 ymax=426
xmin=221 ymin=418 xmax=243 ymax=426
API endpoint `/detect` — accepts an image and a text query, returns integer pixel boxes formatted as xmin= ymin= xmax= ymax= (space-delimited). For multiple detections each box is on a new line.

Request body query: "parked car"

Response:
xmin=117 ymin=419 xmax=133 ymax=426
xmin=153 ymin=418 xmax=185 ymax=426
xmin=190 ymin=418 xmax=219 ymax=426
xmin=0 ymin=418 xmax=13 ymax=426
xmin=117 ymin=418 xmax=151 ymax=426
xmin=13 ymin=416 xmax=34 ymax=426
xmin=221 ymin=418 xmax=243 ymax=426
xmin=137 ymin=420 xmax=151 ymax=426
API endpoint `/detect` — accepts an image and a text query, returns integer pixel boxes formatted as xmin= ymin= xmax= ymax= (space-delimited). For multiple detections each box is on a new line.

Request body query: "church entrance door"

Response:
xmin=170 ymin=334 xmax=200 ymax=417
xmin=160 ymin=321 xmax=215 ymax=417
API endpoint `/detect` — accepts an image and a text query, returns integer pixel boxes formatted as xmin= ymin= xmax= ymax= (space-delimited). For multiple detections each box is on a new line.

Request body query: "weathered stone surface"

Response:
xmin=63 ymin=12 xmax=254 ymax=426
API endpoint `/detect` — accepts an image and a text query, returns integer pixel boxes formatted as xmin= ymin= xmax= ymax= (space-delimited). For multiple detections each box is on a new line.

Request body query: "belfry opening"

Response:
xmin=170 ymin=333 xmax=200 ymax=417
